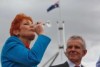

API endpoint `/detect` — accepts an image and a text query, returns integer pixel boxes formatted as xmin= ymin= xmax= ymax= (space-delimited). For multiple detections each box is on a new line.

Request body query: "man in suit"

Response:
xmin=50 ymin=35 xmax=87 ymax=67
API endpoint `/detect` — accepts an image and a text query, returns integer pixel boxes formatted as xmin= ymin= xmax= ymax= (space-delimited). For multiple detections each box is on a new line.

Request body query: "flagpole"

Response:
xmin=57 ymin=0 xmax=66 ymax=60
xmin=58 ymin=0 xmax=62 ymax=22
xmin=42 ymin=1 xmax=66 ymax=66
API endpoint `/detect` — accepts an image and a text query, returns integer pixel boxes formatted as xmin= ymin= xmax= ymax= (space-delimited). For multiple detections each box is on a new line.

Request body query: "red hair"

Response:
xmin=10 ymin=13 xmax=33 ymax=36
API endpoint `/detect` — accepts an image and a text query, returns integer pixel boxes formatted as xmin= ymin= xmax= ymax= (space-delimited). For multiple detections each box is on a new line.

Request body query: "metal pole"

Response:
xmin=49 ymin=52 xmax=59 ymax=66
xmin=42 ymin=52 xmax=59 ymax=67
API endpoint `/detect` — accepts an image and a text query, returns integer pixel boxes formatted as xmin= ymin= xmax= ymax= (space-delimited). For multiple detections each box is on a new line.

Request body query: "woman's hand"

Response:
xmin=34 ymin=22 xmax=44 ymax=35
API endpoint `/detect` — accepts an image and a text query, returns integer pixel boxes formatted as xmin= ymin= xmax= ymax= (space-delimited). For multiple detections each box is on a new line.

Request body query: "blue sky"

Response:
xmin=1 ymin=0 xmax=100 ymax=67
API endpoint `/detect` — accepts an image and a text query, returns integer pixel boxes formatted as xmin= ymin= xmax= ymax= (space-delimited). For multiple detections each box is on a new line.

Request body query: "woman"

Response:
xmin=1 ymin=13 xmax=51 ymax=67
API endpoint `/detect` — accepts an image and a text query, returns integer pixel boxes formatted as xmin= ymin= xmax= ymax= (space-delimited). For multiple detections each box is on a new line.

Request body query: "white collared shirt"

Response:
xmin=67 ymin=59 xmax=81 ymax=67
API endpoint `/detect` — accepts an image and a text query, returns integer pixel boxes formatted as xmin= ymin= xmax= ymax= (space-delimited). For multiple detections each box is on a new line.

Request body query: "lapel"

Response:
xmin=63 ymin=61 xmax=69 ymax=67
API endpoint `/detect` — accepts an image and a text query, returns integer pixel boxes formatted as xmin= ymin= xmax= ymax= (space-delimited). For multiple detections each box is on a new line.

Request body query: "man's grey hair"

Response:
xmin=67 ymin=35 xmax=86 ymax=50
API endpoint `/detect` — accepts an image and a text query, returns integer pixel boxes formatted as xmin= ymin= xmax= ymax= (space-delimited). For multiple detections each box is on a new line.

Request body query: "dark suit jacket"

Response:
xmin=50 ymin=61 xmax=84 ymax=67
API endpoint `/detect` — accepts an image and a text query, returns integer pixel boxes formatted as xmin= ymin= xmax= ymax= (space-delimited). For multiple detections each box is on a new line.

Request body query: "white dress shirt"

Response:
xmin=67 ymin=59 xmax=81 ymax=67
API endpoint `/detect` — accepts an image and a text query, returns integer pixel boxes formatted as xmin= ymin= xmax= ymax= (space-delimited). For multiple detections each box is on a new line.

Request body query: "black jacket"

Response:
xmin=50 ymin=61 xmax=84 ymax=67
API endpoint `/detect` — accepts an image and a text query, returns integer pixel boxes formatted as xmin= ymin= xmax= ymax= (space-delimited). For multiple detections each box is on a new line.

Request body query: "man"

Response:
xmin=50 ymin=35 xmax=87 ymax=67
